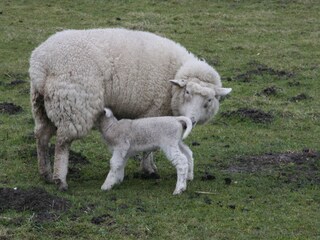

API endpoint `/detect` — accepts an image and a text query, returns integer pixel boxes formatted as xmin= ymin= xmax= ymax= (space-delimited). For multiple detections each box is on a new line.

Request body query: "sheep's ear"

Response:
xmin=215 ymin=87 xmax=232 ymax=96
xmin=104 ymin=108 xmax=113 ymax=118
xmin=170 ymin=79 xmax=187 ymax=88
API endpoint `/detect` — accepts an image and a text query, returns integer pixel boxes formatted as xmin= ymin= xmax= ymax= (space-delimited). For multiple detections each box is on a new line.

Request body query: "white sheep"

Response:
xmin=100 ymin=108 xmax=194 ymax=195
xmin=29 ymin=28 xmax=232 ymax=190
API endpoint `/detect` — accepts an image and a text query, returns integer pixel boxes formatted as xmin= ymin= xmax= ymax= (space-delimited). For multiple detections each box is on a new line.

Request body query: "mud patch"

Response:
xmin=258 ymin=85 xmax=281 ymax=96
xmin=289 ymin=93 xmax=310 ymax=102
xmin=221 ymin=108 xmax=273 ymax=123
xmin=1 ymin=72 xmax=28 ymax=85
xmin=7 ymin=80 xmax=26 ymax=86
xmin=201 ymin=172 xmax=216 ymax=181
xmin=226 ymin=149 xmax=320 ymax=184
xmin=0 ymin=187 xmax=70 ymax=222
xmin=0 ymin=102 xmax=23 ymax=115
xmin=231 ymin=62 xmax=294 ymax=82
xmin=91 ymin=214 xmax=115 ymax=226
xmin=133 ymin=172 xmax=160 ymax=180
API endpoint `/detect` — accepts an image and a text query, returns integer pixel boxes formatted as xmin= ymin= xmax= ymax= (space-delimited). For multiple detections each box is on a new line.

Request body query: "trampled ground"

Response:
xmin=0 ymin=1 xmax=319 ymax=239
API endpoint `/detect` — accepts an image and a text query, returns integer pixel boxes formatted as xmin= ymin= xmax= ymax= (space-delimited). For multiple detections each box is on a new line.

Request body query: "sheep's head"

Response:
xmin=170 ymin=79 xmax=231 ymax=125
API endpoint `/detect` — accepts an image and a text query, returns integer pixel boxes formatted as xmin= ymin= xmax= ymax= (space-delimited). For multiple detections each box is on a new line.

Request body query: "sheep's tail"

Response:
xmin=176 ymin=117 xmax=193 ymax=140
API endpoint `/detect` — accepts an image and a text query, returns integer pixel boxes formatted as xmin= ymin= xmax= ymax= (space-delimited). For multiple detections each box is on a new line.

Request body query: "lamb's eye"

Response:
xmin=208 ymin=99 xmax=212 ymax=102
xmin=186 ymin=90 xmax=190 ymax=94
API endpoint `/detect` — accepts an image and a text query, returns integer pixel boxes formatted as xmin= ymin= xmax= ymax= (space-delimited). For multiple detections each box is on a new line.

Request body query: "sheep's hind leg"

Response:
xmin=101 ymin=150 xmax=128 ymax=191
xmin=53 ymin=138 xmax=71 ymax=191
xmin=32 ymin=92 xmax=56 ymax=183
xmin=35 ymin=125 xmax=56 ymax=183
xmin=163 ymin=146 xmax=189 ymax=195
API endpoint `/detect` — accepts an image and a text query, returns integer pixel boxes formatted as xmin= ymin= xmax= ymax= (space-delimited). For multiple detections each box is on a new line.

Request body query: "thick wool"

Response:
xmin=29 ymin=28 xmax=231 ymax=190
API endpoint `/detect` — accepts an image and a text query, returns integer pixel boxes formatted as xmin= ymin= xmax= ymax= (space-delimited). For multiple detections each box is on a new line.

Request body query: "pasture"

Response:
xmin=0 ymin=1 xmax=319 ymax=239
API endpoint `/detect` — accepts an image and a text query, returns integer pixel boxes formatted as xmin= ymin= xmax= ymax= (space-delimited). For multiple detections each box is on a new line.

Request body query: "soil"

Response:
xmin=289 ymin=93 xmax=310 ymax=102
xmin=201 ymin=172 xmax=216 ymax=181
xmin=226 ymin=149 xmax=320 ymax=184
xmin=133 ymin=172 xmax=160 ymax=180
xmin=231 ymin=62 xmax=294 ymax=82
xmin=0 ymin=187 xmax=70 ymax=223
xmin=91 ymin=214 xmax=115 ymax=226
xmin=259 ymin=85 xmax=279 ymax=96
xmin=0 ymin=102 xmax=23 ymax=115
xmin=7 ymin=80 xmax=26 ymax=86
xmin=221 ymin=108 xmax=273 ymax=123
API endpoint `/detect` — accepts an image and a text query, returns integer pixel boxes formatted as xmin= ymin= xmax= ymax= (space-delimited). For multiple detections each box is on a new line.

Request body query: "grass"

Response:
xmin=0 ymin=0 xmax=320 ymax=239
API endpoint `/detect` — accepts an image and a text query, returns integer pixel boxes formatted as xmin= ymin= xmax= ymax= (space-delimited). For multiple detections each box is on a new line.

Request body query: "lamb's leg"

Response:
xmin=53 ymin=138 xmax=71 ymax=191
xmin=163 ymin=146 xmax=189 ymax=195
xmin=140 ymin=152 xmax=157 ymax=174
xmin=32 ymin=91 xmax=56 ymax=183
xmin=101 ymin=150 xmax=128 ymax=191
xmin=179 ymin=142 xmax=194 ymax=181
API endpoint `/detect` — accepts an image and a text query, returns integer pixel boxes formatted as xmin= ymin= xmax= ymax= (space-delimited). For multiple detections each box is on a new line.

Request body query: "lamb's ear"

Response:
xmin=215 ymin=87 xmax=232 ymax=96
xmin=104 ymin=108 xmax=113 ymax=118
xmin=169 ymin=79 xmax=187 ymax=88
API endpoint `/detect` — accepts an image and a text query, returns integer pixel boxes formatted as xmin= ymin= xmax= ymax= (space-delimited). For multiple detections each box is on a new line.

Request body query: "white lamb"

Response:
xmin=29 ymin=28 xmax=232 ymax=190
xmin=100 ymin=108 xmax=194 ymax=195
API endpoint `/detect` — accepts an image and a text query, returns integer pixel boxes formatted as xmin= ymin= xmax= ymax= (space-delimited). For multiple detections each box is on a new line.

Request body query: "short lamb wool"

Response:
xmin=101 ymin=108 xmax=194 ymax=195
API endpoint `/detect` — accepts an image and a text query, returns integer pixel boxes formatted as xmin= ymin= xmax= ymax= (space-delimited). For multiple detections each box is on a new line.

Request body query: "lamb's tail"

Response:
xmin=176 ymin=116 xmax=193 ymax=140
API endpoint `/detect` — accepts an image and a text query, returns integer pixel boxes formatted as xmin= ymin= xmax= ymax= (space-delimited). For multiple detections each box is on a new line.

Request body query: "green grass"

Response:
xmin=1 ymin=0 xmax=320 ymax=239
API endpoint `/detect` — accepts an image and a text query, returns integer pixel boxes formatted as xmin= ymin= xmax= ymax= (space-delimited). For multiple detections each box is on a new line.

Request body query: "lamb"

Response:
xmin=100 ymin=108 xmax=194 ymax=195
xmin=29 ymin=28 xmax=232 ymax=191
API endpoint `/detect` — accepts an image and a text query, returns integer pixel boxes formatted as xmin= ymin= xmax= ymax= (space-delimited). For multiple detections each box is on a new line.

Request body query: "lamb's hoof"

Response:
xmin=173 ymin=188 xmax=186 ymax=195
xmin=101 ymin=184 xmax=112 ymax=191
xmin=54 ymin=179 xmax=68 ymax=191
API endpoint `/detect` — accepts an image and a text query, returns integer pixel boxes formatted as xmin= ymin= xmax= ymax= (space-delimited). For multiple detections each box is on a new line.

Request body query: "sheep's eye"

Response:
xmin=208 ymin=99 xmax=212 ymax=102
xmin=186 ymin=90 xmax=190 ymax=94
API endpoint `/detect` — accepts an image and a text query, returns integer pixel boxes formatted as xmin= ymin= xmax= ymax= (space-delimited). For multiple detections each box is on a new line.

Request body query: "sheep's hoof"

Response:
xmin=41 ymin=172 xmax=53 ymax=183
xmin=54 ymin=179 xmax=68 ymax=191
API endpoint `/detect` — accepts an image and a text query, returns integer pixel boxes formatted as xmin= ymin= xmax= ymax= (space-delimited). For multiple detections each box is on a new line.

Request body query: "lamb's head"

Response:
xmin=103 ymin=108 xmax=118 ymax=126
xmin=104 ymin=108 xmax=114 ymax=118
xmin=170 ymin=60 xmax=231 ymax=125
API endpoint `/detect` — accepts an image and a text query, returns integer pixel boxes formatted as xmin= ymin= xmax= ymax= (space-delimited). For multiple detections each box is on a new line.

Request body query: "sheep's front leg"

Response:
xmin=101 ymin=150 xmax=128 ymax=191
xmin=140 ymin=152 xmax=157 ymax=174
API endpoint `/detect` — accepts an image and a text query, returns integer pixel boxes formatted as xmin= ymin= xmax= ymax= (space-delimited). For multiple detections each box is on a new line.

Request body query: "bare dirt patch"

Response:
xmin=289 ymin=93 xmax=311 ymax=102
xmin=221 ymin=108 xmax=274 ymax=123
xmin=1 ymin=72 xmax=28 ymax=86
xmin=0 ymin=187 xmax=70 ymax=223
xmin=0 ymin=102 xmax=23 ymax=115
xmin=226 ymin=149 xmax=320 ymax=184
xmin=230 ymin=62 xmax=294 ymax=82
xmin=258 ymin=85 xmax=281 ymax=96
xmin=91 ymin=214 xmax=115 ymax=226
